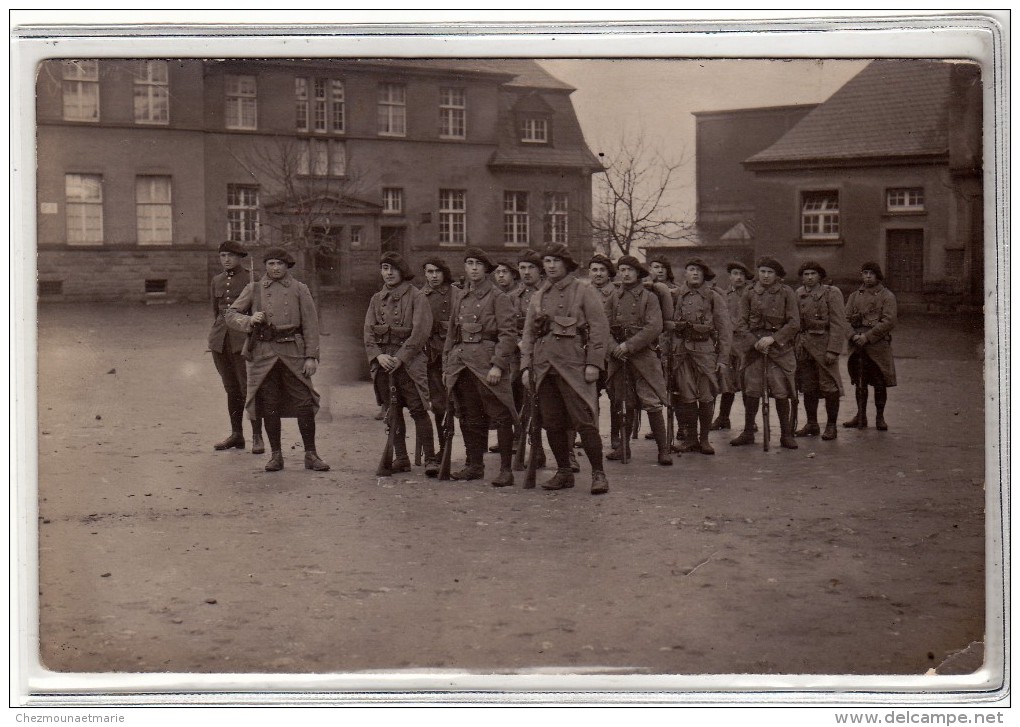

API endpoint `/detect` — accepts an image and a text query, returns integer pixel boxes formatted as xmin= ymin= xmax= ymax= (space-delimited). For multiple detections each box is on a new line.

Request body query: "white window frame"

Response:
xmin=227 ymin=185 xmax=259 ymax=243
xmin=65 ymin=173 xmax=103 ymax=245
xmin=133 ymin=60 xmax=169 ymax=125
xmin=439 ymin=189 xmax=466 ymax=246
xmin=225 ymin=74 xmax=257 ymax=130
xmin=886 ymin=187 xmax=925 ymax=212
xmin=520 ymin=117 xmax=548 ymax=144
xmin=544 ymin=192 xmax=569 ymax=244
xmin=378 ymin=83 xmax=407 ymax=137
xmin=382 ymin=188 xmax=404 ymax=215
xmin=136 ymin=176 xmax=173 ymax=245
xmin=503 ymin=191 xmax=529 ymax=246
xmin=439 ymin=86 xmax=466 ymax=139
xmin=298 ymin=139 xmax=346 ymax=177
xmin=351 ymin=225 xmax=363 ymax=248
xmin=801 ymin=191 xmax=840 ymax=240
xmin=62 ymin=60 xmax=99 ymax=122
xmin=295 ymin=77 xmax=309 ymax=132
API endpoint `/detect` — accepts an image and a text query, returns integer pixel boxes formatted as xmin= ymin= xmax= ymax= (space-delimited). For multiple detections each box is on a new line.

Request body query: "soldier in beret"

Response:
xmin=711 ymin=261 xmax=753 ymax=431
xmin=730 ymin=256 xmax=801 ymax=450
xmin=443 ymin=247 xmax=518 ymax=486
xmin=843 ymin=261 xmax=897 ymax=431
xmin=365 ymin=252 xmax=437 ymax=476
xmin=209 ymin=240 xmax=264 ymax=454
xmin=507 ymin=249 xmax=548 ymax=469
xmin=604 ymin=256 xmax=672 ymax=466
xmin=793 ymin=261 xmax=848 ymax=441
xmin=421 ymin=256 xmax=454 ymax=454
xmin=492 ymin=258 xmax=521 ymax=295
xmin=225 ymin=248 xmax=328 ymax=472
xmin=670 ymin=258 xmax=733 ymax=455
xmin=586 ymin=253 xmax=618 ymax=312
xmin=521 ymin=244 xmax=612 ymax=494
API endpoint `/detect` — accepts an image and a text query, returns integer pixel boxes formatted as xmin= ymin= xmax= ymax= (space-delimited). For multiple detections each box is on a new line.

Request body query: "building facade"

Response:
xmin=36 ymin=58 xmax=601 ymax=302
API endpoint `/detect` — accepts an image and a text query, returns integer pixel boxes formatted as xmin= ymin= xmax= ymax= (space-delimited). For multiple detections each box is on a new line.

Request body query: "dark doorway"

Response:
xmin=380 ymin=226 xmax=405 ymax=255
xmin=886 ymin=228 xmax=924 ymax=293
xmin=312 ymin=226 xmax=344 ymax=289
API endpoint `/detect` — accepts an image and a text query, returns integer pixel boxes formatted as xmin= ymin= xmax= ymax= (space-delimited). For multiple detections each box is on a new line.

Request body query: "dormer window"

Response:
xmin=520 ymin=118 xmax=548 ymax=144
xmin=512 ymin=91 xmax=554 ymax=146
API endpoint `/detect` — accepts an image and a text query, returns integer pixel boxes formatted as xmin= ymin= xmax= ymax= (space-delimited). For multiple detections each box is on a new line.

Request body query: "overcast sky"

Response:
xmin=539 ymin=59 xmax=870 ymax=222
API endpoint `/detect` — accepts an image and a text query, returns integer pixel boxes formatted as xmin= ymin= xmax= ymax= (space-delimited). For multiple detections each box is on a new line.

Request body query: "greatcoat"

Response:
xmin=670 ymin=282 xmax=733 ymax=398
xmin=795 ymin=283 xmax=848 ymax=395
xmin=604 ymin=282 xmax=667 ymax=406
xmin=364 ymin=280 xmax=433 ymax=411
xmin=208 ymin=268 xmax=250 ymax=354
xmin=734 ymin=281 xmax=801 ymax=398
xmin=225 ymin=273 xmax=321 ymax=419
xmin=442 ymin=277 xmax=519 ymax=419
xmin=719 ymin=281 xmax=750 ymax=392
xmin=844 ymin=283 xmax=898 ymax=387
xmin=520 ymin=274 xmax=611 ymax=418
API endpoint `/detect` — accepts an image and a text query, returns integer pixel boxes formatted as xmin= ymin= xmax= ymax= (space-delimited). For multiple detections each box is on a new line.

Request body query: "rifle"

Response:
xmin=437 ymin=388 xmax=456 ymax=480
xmin=242 ymin=258 xmax=259 ymax=362
xmin=761 ymin=347 xmax=771 ymax=452
xmin=376 ymin=371 xmax=398 ymax=476
xmin=512 ymin=393 xmax=530 ymax=471
xmin=620 ymin=360 xmax=632 ymax=464
xmin=664 ymin=330 xmax=674 ymax=451
xmin=523 ymin=369 xmax=540 ymax=489
xmin=854 ymin=338 xmax=868 ymax=418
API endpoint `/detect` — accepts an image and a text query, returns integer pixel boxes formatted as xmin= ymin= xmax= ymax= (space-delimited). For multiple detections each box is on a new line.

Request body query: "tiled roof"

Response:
xmin=745 ymin=60 xmax=954 ymax=166
xmin=340 ymin=59 xmax=575 ymax=91
xmin=489 ymin=92 xmax=601 ymax=170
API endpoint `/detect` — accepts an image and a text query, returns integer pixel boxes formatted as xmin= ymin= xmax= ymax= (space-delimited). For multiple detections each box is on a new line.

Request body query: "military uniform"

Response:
xmin=209 ymin=250 xmax=263 ymax=454
xmin=443 ymin=272 xmax=518 ymax=483
xmin=422 ymin=281 xmax=452 ymax=429
xmin=365 ymin=274 xmax=436 ymax=474
xmin=670 ymin=278 xmax=733 ymax=454
xmin=711 ymin=271 xmax=752 ymax=431
xmin=225 ymin=248 xmax=327 ymax=471
xmin=794 ymin=268 xmax=848 ymax=440
xmin=844 ymin=266 xmax=897 ymax=430
xmin=521 ymin=246 xmax=611 ymax=493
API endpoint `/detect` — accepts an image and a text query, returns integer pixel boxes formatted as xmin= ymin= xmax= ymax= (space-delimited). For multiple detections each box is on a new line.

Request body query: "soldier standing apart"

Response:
xmin=730 ymin=256 xmax=801 ymax=450
xmin=210 ymin=241 xmax=264 ymax=454
xmin=793 ymin=260 xmax=848 ymax=441
xmin=521 ymin=244 xmax=611 ymax=494
xmin=604 ymin=256 xmax=673 ymax=466
xmin=225 ymin=248 xmax=328 ymax=472
xmin=843 ymin=261 xmax=897 ymax=431
xmin=671 ymin=258 xmax=733 ymax=455
xmin=364 ymin=252 xmax=437 ymax=476
xmin=421 ymin=256 xmax=453 ymax=454
xmin=509 ymin=249 xmax=548 ymax=469
xmin=443 ymin=248 xmax=518 ymax=486
xmin=712 ymin=261 xmax=753 ymax=431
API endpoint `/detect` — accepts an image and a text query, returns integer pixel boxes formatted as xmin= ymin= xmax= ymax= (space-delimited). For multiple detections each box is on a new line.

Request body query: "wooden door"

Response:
xmin=886 ymin=228 xmax=924 ymax=293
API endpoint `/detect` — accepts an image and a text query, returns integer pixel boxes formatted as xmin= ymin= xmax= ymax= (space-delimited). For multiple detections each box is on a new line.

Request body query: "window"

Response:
xmin=439 ymin=189 xmax=466 ymax=245
xmin=296 ymin=77 xmax=345 ymax=133
xmin=136 ymin=176 xmax=173 ymax=245
xmin=801 ymin=191 xmax=840 ymax=240
xmin=439 ymin=87 xmax=466 ymax=139
xmin=544 ymin=192 xmax=569 ymax=243
xmin=351 ymin=226 xmax=363 ymax=249
xmin=378 ymin=83 xmax=406 ymax=136
xmin=225 ymin=74 xmax=257 ymax=130
xmin=62 ymin=60 xmax=99 ymax=122
xmin=227 ymin=185 xmax=259 ymax=243
xmin=887 ymin=187 xmax=925 ymax=212
xmin=503 ymin=191 xmax=529 ymax=245
xmin=65 ymin=174 xmax=103 ymax=245
xmin=520 ymin=118 xmax=548 ymax=144
xmin=383 ymin=188 xmax=404 ymax=215
xmin=297 ymin=140 xmax=346 ymax=177
xmin=133 ymin=60 xmax=169 ymax=124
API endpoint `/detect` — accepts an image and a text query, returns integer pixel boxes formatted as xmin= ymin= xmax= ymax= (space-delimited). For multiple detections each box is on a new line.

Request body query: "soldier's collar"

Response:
xmin=753 ymin=281 xmax=780 ymax=294
xmin=799 ymin=284 xmax=823 ymax=297
xmin=423 ymin=283 xmax=449 ymax=295
xmin=224 ymin=268 xmax=238 ymax=277
xmin=262 ymin=275 xmax=292 ymax=288
xmin=677 ymin=281 xmax=710 ymax=297
xmin=859 ymin=282 xmax=884 ymax=293
xmin=382 ymin=280 xmax=411 ymax=298
xmin=550 ymin=275 xmax=573 ymax=291
xmin=466 ymin=277 xmax=493 ymax=296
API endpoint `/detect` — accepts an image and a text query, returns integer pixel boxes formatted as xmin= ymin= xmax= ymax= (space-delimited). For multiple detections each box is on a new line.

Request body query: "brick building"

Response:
xmin=36 ymin=58 xmax=601 ymax=302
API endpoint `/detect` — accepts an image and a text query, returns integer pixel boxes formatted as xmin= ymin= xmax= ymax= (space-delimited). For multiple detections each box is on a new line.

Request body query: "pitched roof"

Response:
xmin=745 ymin=60 xmax=955 ymax=166
xmin=339 ymin=59 xmax=575 ymax=91
xmin=489 ymin=91 xmax=601 ymax=171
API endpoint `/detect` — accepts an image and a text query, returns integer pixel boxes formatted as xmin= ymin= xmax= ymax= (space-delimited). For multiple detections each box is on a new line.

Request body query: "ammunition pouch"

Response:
xmin=550 ymin=315 xmax=578 ymax=337
xmin=456 ymin=321 xmax=497 ymax=344
xmin=610 ymin=324 xmax=641 ymax=343
xmin=372 ymin=323 xmax=413 ymax=346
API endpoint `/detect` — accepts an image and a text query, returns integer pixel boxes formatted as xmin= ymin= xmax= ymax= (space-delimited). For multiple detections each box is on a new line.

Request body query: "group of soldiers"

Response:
xmin=207 ymin=240 xmax=899 ymax=494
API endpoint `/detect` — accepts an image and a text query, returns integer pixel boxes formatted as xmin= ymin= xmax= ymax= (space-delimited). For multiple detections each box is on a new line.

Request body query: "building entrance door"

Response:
xmin=380 ymin=226 xmax=405 ymax=256
xmin=886 ymin=229 xmax=924 ymax=294
xmin=311 ymin=226 xmax=344 ymax=289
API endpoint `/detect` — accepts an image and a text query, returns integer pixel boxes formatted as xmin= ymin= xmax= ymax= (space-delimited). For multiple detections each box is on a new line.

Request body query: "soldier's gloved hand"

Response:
xmin=755 ymin=336 xmax=776 ymax=353
xmin=250 ymin=311 xmax=267 ymax=326
xmin=584 ymin=365 xmax=600 ymax=383
xmin=824 ymin=351 xmax=839 ymax=366
xmin=486 ymin=366 xmax=503 ymax=385
xmin=611 ymin=342 xmax=629 ymax=360
xmin=852 ymin=333 xmax=868 ymax=347
xmin=302 ymin=358 xmax=318 ymax=378
xmin=376 ymin=353 xmax=401 ymax=372
xmin=716 ymin=360 xmax=730 ymax=372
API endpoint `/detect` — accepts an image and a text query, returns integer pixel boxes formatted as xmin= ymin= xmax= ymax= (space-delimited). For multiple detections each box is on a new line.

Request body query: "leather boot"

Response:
xmin=214 ymin=431 xmax=245 ymax=451
xmin=609 ymin=407 xmax=621 ymax=452
xmin=265 ymin=450 xmax=284 ymax=472
xmin=844 ymin=387 xmax=868 ymax=428
xmin=796 ymin=422 xmax=820 ymax=437
xmin=590 ymin=470 xmax=609 ymax=495
xmin=776 ymin=399 xmax=798 ymax=449
xmin=730 ymin=395 xmax=759 ymax=446
xmin=452 ymin=424 xmax=484 ymax=480
xmin=491 ymin=469 xmax=514 ymax=488
xmin=568 ymin=450 xmax=580 ymax=473
xmin=677 ymin=403 xmax=700 ymax=453
xmin=250 ymin=427 xmax=265 ymax=455
xmin=541 ymin=468 xmax=575 ymax=491
xmin=875 ymin=413 xmax=888 ymax=431
xmin=822 ymin=394 xmax=840 ymax=440
xmin=874 ymin=387 xmax=888 ymax=430
xmin=647 ymin=409 xmax=672 ymax=465
xmin=697 ymin=401 xmax=716 ymax=455
xmin=711 ymin=393 xmax=734 ymax=430
xmin=304 ymin=451 xmax=330 ymax=471
xmin=822 ymin=423 xmax=838 ymax=440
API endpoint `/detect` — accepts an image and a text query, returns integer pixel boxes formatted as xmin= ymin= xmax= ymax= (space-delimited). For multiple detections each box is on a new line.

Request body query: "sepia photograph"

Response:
xmin=12 ymin=12 xmax=1007 ymax=708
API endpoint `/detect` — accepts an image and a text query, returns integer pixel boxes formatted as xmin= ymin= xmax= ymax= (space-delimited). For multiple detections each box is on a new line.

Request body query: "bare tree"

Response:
xmin=228 ymin=136 xmax=369 ymax=304
xmin=589 ymin=131 xmax=693 ymax=258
